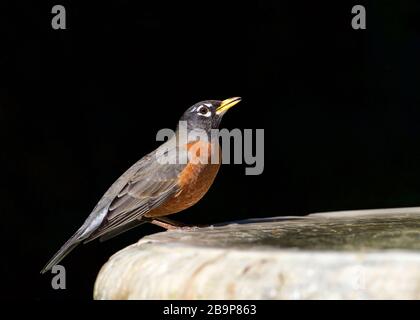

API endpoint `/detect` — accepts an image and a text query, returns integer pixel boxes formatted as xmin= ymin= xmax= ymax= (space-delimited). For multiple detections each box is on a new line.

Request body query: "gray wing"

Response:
xmin=85 ymin=154 xmax=186 ymax=241
xmin=85 ymin=139 xmax=188 ymax=241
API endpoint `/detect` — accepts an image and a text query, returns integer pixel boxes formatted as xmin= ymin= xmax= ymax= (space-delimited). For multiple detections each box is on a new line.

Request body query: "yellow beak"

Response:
xmin=216 ymin=97 xmax=241 ymax=115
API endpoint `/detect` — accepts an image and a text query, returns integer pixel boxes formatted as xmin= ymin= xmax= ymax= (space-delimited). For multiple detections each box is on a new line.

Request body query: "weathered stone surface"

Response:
xmin=94 ymin=207 xmax=420 ymax=299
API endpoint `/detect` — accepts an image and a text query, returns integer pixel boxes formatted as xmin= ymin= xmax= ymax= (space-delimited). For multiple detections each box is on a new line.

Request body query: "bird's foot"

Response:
xmin=149 ymin=217 xmax=207 ymax=231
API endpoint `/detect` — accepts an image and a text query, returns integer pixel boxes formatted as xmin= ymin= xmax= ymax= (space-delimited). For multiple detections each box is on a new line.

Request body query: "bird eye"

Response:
xmin=196 ymin=104 xmax=212 ymax=117
xmin=199 ymin=106 xmax=209 ymax=114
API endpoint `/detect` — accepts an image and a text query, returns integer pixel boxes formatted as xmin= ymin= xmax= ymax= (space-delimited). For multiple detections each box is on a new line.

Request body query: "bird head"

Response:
xmin=179 ymin=97 xmax=241 ymax=132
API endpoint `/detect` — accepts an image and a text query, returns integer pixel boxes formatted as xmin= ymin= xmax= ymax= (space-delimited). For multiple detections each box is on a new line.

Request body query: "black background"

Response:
xmin=2 ymin=0 xmax=420 ymax=300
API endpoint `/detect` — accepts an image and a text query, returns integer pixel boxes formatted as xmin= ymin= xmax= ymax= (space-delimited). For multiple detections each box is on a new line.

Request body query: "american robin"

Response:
xmin=41 ymin=97 xmax=241 ymax=274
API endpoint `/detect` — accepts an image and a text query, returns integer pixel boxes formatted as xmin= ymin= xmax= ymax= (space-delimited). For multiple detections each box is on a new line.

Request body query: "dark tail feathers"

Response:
xmin=41 ymin=231 xmax=83 ymax=274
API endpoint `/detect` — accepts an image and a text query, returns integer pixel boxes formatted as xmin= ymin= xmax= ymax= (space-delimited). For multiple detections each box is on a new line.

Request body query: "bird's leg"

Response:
xmin=148 ymin=217 xmax=206 ymax=230
xmin=149 ymin=217 xmax=186 ymax=230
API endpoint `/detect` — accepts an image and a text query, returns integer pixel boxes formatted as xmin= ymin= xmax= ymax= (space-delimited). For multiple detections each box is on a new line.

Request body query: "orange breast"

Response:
xmin=145 ymin=141 xmax=221 ymax=217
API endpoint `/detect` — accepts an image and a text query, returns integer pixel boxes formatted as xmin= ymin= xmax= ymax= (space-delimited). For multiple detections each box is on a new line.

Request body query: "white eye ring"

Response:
xmin=197 ymin=104 xmax=212 ymax=117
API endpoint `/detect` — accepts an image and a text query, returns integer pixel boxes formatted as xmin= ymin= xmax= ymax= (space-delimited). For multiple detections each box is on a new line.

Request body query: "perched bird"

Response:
xmin=41 ymin=97 xmax=241 ymax=274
